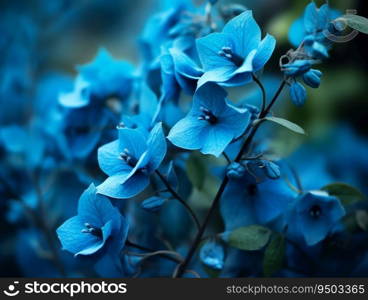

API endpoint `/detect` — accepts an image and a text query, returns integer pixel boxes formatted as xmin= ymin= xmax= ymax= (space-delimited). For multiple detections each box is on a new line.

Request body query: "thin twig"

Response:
xmin=222 ymin=152 xmax=231 ymax=164
xmin=155 ymin=170 xmax=201 ymax=231
xmin=252 ymin=73 xmax=267 ymax=114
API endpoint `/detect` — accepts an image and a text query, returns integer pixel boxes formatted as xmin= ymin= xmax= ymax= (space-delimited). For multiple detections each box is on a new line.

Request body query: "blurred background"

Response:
xmin=0 ymin=0 xmax=367 ymax=276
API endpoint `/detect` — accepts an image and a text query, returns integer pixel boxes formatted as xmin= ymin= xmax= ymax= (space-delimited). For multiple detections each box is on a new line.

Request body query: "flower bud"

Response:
xmin=141 ymin=196 xmax=166 ymax=212
xmin=290 ymin=81 xmax=307 ymax=107
xmin=303 ymin=69 xmax=322 ymax=88
xmin=264 ymin=161 xmax=281 ymax=179
xmin=226 ymin=162 xmax=245 ymax=179
xmin=282 ymin=60 xmax=311 ymax=77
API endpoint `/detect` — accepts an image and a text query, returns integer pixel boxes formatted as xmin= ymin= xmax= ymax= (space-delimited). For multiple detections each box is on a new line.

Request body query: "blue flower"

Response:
xmin=288 ymin=2 xmax=341 ymax=55
xmin=196 ymin=11 xmax=276 ymax=87
xmin=287 ymin=191 xmax=345 ymax=246
xmin=220 ymin=172 xmax=296 ymax=232
xmin=139 ymin=1 xmax=206 ymax=72
xmin=97 ymin=123 xmax=167 ymax=199
xmin=168 ymin=83 xmax=251 ymax=157
xmin=56 ymin=184 xmax=129 ymax=257
xmin=59 ymin=48 xmax=134 ymax=108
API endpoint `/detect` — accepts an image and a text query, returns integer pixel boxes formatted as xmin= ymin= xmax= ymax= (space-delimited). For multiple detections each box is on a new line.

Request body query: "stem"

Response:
xmin=262 ymin=80 xmax=286 ymax=118
xmin=126 ymin=240 xmax=182 ymax=264
xmin=252 ymin=74 xmax=267 ymax=114
xmin=155 ymin=170 xmax=201 ymax=231
xmin=222 ymin=152 xmax=231 ymax=164
xmin=174 ymin=177 xmax=229 ymax=277
xmin=175 ymin=79 xmax=287 ymax=277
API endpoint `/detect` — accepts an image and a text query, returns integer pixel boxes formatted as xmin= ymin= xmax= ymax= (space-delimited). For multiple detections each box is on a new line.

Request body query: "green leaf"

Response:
xmin=340 ymin=15 xmax=368 ymax=34
xmin=228 ymin=225 xmax=271 ymax=251
xmin=186 ymin=152 xmax=206 ymax=190
xmin=263 ymin=234 xmax=285 ymax=277
xmin=322 ymin=182 xmax=365 ymax=206
xmin=264 ymin=117 xmax=306 ymax=135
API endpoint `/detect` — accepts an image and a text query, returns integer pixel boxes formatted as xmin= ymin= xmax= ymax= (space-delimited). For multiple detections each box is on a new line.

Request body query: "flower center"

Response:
xmin=218 ymin=46 xmax=244 ymax=67
xmin=198 ymin=106 xmax=217 ymax=124
xmin=81 ymin=223 xmax=102 ymax=238
xmin=309 ymin=205 xmax=322 ymax=218
xmin=119 ymin=148 xmax=138 ymax=167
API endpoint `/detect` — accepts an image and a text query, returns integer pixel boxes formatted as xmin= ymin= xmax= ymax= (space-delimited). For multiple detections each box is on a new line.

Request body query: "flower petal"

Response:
xmin=200 ymin=126 xmax=234 ymax=157
xmin=219 ymin=104 xmax=251 ymax=138
xmin=169 ymin=47 xmax=203 ymax=79
xmin=196 ymin=32 xmax=235 ymax=71
xmin=78 ymin=184 xmax=121 ymax=227
xmin=168 ymin=116 xmax=208 ymax=151
xmin=288 ymin=17 xmax=306 ymax=47
xmin=304 ymin=2 xmax=319 ymax=34
xmin=146 ymin=123 xmax=167 ymax=172
xmin=197 ymin=67 xmax=237 ymax=88
xmin=219 ymin=72 xmax=252 ymax=87
xmin=233 ymin=49 xmax=257 ymax=75
xmin=97 ymin=171 xmax=150 ymax=199
xmin=223 ymin=11 xmax=261 ymax=56
xmin=56 ymin=216 xmax=103 ymax=256
xmin=118 ymin=128 xmax=147 ymax=160
xmin=300 ymin=217 xmax=331 ymax=246
xmin=76 ymin=220 xmax=114 ymax=256
xmin=252 ymin=34 xmax=276 ymax=71
xmin=98 ymin=140 xmax=133 ymax=176
xmin=192 ymin=83 xmax=228 ymax=116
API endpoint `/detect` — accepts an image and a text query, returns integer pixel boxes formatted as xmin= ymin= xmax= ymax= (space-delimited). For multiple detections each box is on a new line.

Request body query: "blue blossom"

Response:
xmin=168 ymin=83 xmax=251 ymax=157
xmin=56 ymin=184 xmax=129 ymax=258
xmin=196 ymin=11 xmax=276 ymax=87
xmin=220 ymin=172 xmax=297 ymax=231
xmin=57 ymin=106 xmax=111 ymax=160
xmin=59 ymin=48 xmax=134 ymax=108
xmin=97 ymin=123 xmax=167 ymax=199
xmin=287 ymin=191 xmax=345 ymax=246
xmin=140 ymin=1 xmax=207 ymax=69
xmin=288 ymin=2 xmax=341 ymax=57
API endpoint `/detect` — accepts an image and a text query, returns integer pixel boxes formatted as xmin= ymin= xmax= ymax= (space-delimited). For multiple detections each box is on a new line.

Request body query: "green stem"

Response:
xmin=252 ymin=74 xmax=267 ymax=114
xmin=174 ymin=79 xmax=287 ymax=278
xmin=155 ymin=170 xmax=201 ymax=231
xmin=126 ymin=240 xmax=182 ymax=264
